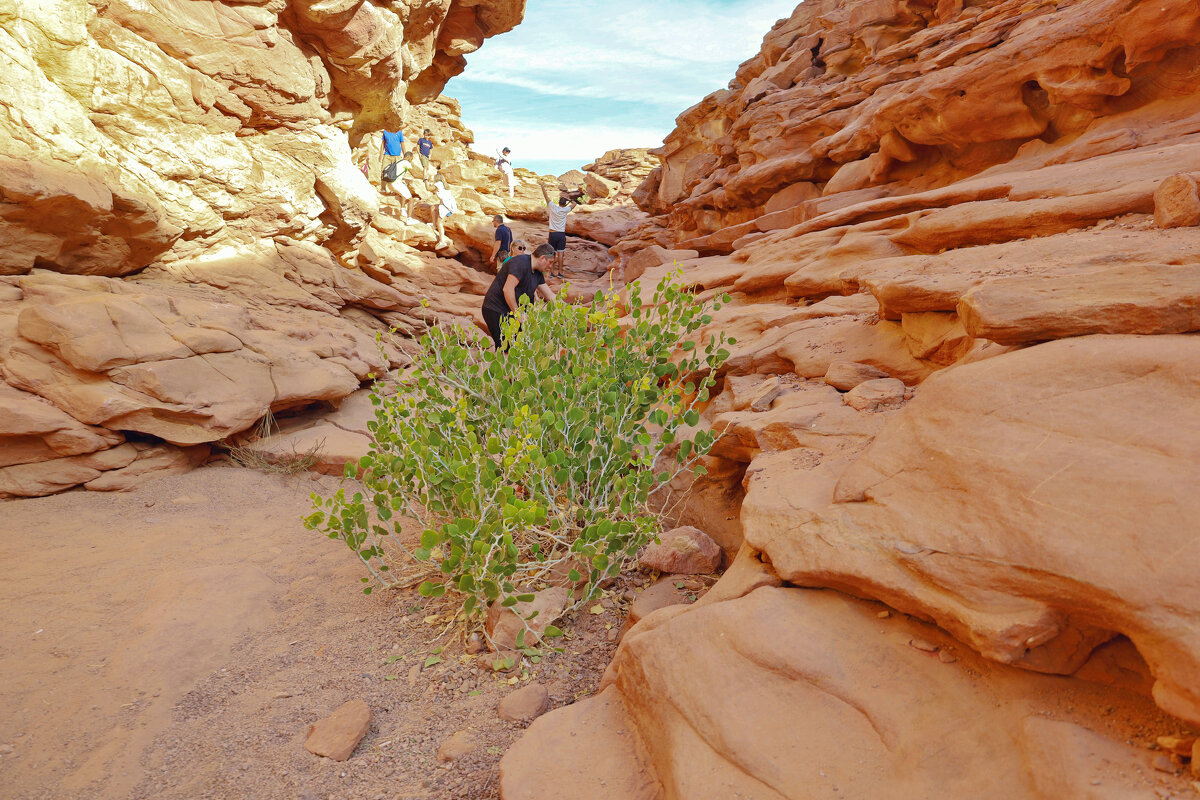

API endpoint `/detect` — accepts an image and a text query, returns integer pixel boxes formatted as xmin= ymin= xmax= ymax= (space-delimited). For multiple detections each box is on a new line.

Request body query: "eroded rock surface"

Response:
xmin=503 ymin=0 xmax=1200 ymax=795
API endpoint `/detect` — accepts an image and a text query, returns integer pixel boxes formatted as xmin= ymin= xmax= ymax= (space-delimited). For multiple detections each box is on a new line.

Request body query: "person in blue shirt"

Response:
xmin=417 ymin=129 xmax=434 ymax=172
xmin=489 ymin=215 xmax=513 ymax=271
xmin=378 ymin=128 xmax=405 ymax=192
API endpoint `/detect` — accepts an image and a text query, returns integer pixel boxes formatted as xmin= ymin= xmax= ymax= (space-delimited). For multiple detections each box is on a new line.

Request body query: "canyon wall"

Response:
xmin=503 ymin=1 xmax=1200 ymax=798
xmin=0 ymin=0 xmax=612 ymax=497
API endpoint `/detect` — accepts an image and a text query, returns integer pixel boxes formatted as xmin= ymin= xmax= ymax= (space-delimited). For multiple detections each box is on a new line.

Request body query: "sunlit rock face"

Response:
xmin=501 ymin=1 xmax=1200 ymax=797
xmin=0 ymin=0 xmax=525 ymax=495
xmin=0 ymin=0 xmax=525 ymax=270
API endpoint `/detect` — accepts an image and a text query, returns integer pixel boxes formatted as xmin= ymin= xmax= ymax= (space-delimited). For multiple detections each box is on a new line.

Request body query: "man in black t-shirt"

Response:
xmin=489 ymin=215 xmax=513 ymax=270
xmin=481 ymin=243 xmax=557 ymax=349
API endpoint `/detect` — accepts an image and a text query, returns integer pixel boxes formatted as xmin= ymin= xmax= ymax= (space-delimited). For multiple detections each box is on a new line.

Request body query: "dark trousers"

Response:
xmin=483 ymin=307 xmax=511 ymax=349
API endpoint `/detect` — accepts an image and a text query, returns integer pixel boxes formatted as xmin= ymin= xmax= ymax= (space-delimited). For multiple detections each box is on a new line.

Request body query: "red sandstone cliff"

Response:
xmin=502 ymin=1 xmax=1200 ymax=798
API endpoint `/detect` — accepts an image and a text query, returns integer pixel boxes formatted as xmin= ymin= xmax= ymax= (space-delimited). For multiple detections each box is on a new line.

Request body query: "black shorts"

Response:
xmin=548 ymin=231 xmax=567 ymax=252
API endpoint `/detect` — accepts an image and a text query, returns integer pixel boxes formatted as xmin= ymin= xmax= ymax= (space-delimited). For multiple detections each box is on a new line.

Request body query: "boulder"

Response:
xmin=747 ymin=335 xmax=1200 ymax=724
xmin=627 ymin=580 xmax=692 ymax=627
xmin=304 ymin=699 xmax=370 ymax=762
xmin=824 ymin=361 xmax=891 ymax=391
xmin=498 ymin=682 xmax=551 ymax=723
xmin=638 ymin=527 xmax=722 ymax=575
xmin=503 ymin=587 xmax=1173 ymax=800
xmin=583 ymin=172 xmax=620 ymax=199
xmin=1154 ymin=173 xmax=1200 ymax=229
xmin=843 ymin=377 xmax=907 ymax=411
xmin=486 ymin=587 xmax=569 ymax=651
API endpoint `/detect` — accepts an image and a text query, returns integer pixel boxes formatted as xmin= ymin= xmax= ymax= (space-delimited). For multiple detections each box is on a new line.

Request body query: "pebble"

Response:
xmin=937 ymin=650 xmax=958 ymax=664
xmin=908 ymin=638 xmax=939 ymax=653
xmin=1152 ymin=753 xmax=1182 ymax=774
xmin=877 ymin=610 xmax=891 ymax=619
xmin=1157 ymin=734 xmax=1198 ymax=756
xmin=465 ymin=633 xmax=484 ymax=654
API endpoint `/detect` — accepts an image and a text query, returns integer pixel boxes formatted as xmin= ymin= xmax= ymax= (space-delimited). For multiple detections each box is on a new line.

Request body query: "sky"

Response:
xmin=445 ymin=0 xmax=800 ymax=176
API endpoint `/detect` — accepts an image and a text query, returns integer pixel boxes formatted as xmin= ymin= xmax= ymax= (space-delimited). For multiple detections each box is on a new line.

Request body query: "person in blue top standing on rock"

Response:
xmin=417 ymin=129 xmax=434 ymax=172
xmin=378 ymin=126 xmax=405 ymax=191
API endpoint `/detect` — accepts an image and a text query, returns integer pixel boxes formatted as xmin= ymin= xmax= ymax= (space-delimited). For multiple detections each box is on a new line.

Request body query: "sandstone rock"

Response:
xmin=639 ymin=528 xmax=722 ymax=576
xmin=500 ymin=689 xmax=660 ymax=800
xmin=901 ymin=312 xmax=974 ymax=365
xmin=824 ymin=361 xmax=891 ymax=391
xmin=503 ymin=587 xmax=1172 ymax=800
xmin=583 ymin=172 xmax=620 ymax=199
xmin=498 ymin=683 xmax=550 ymax=723
xmin=625 ymin=246 xmax=700 ymax=283
xmin=304 ymin=699 xmax=370 ymax=762
xmin=486 ymin=588 xmax=568 ymax=651
xmin=746 ymin=335 xmax=1200 ymax=724
xmin=242 ymin=423 xmax=370 ymax=476
xmin=748 ymin=376 xmax=784 ymax=412
xmin=843 ymin=378 xmax=907 ymax=411
xmin=627 ymin=580 xmax=691 ymax=627
xmin=437 ymin=730 xmax=476 ymax=763
xmin=711 ymin=381 xmax=888 ymax=463
xmin=1154 ymin=174 xmax=1200 ymax=229
xmin=959 ymin=264 xmax=1200 ymax=345
xmin=1156 ymin=735 xmax=1197 ymax=757
xmin=83 ymin=443 xmax=209 ymax=492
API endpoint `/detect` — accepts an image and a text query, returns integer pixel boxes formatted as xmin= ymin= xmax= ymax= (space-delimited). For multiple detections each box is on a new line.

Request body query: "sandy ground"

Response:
xmin=0 ymin=465 xmax=628 ymax=800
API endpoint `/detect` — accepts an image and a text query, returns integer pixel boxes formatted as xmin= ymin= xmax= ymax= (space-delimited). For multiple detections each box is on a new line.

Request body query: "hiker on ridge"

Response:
xmin=496 ymin=147 xmax=517 ymax=198
xmin=481 ymin=243 xmax=557 ymax=349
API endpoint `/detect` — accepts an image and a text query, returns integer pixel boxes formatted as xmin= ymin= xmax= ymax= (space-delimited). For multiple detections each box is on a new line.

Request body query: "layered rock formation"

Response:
xmin=0 ymin=0 xmax=528 ymax=496
xmin=503 ymin=0 xmax=1200 ymax=797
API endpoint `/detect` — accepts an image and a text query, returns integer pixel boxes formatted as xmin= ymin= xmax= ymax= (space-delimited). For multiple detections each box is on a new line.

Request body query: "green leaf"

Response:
xmin=423 ymin=655 xmax=443 ymax=668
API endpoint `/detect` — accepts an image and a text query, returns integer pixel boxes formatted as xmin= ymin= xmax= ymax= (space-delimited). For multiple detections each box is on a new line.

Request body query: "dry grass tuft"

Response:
xmin=226 ymin=412 xmax=326 ymax=475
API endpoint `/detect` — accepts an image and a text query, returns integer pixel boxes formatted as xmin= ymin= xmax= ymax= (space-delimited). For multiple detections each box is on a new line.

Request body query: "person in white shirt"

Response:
xmin=540 ymin=183 xmax=577 ymax=278
xmin=496 ymin=148 xmax=517 ymax=198
xmin=383 ymin=155 xmax=416 ymax=221
xmin=430 ymin=179 xmax=459 ymax=240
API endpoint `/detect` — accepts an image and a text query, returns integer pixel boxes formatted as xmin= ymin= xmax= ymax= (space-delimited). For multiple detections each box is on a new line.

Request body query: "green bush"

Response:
xmin=304 ymin=272 xmax=732 ymax=627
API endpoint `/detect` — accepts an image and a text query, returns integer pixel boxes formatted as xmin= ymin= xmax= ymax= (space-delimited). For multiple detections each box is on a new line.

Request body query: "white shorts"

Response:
xmin=395 ymin=182 xmax=412 ymax=199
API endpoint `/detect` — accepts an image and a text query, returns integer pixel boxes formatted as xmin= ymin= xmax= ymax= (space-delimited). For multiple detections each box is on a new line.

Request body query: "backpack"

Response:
xmin=382 ymin=161 xmax=400 ymax=182
xmin=495 ymin=156 xmax=509 ymax=170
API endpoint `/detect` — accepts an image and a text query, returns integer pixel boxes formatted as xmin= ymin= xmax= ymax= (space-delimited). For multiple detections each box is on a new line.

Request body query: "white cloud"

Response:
xmin=460 ymin=0 xmax=799 ymax=106
xmin=451 ymin=0 xmax=800 ymax=167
